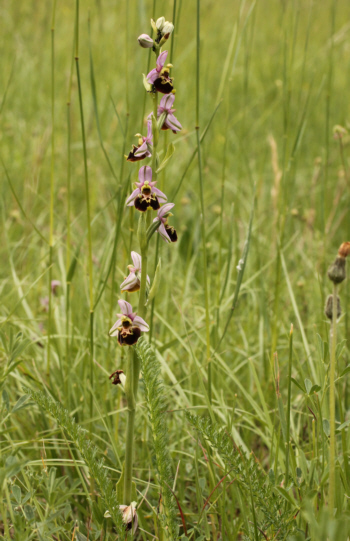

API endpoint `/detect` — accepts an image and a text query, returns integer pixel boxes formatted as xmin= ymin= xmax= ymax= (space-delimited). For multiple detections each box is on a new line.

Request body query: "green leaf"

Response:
xmin=336 ymin=420 xmax=350 ymax=433
xmin=340 ymin=365 xmax=350 ymax=378
xmin=12 ymin=484 xmax=21 ymax=504
xmin=304 ymin=379 xmax=312 ymax=394
xmin=309 ymin=384 xmax=321 ymax=394
xmin=2 ymin=389 xmax=9 ymax=411
xmin=274 ymin=486 xmax=298 ymax=507
xmin=323 ymin=419 xmax=330 ymax=437
xmin=291 ymin=377 xmax=305 ymax=393
xmin=10 ymin=338 xmax=31 ymax=362
xmin=336 ymin=339 xmax=347 ymax=360
xmin=316 ymin=333 xmax=324 ymax=361
xmin=12 ymin=394 xmax=30 ymax=413
xmin=23 ymin=504 xmax=35 ymax=521
xmin=156 ymin=143 xmax=175 ymax=173
xmin=146 ymin=258 xmax=161 ymax=305
xmin=66 ymin=240 xmax=82 ymax=283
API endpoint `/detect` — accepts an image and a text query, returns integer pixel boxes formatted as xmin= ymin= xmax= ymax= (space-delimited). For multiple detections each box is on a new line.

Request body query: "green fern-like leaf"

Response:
xmin=137 ymin=338 xmax=178 ymax=539
xmin=186 ymin=411 xmax=298 ymax=540
xmin=23 ymin=387 xmax=126 ymax=537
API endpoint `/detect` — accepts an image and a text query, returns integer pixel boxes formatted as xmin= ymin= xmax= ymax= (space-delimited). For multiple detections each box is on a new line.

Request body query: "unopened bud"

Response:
xmin=327 ymin=256 xmax=346 ymax=284
xmin=156 ymin=16 xmax=165 ymax=30
xmin=120 ymin=502 xmax=138 ymax=534
xmin=325 ymin=294 xmax=341 ymax=320
xmin=138 ymin=34 xmax=154 ymax=48
xmin=162 ymin=21 xmax=174 ymax=35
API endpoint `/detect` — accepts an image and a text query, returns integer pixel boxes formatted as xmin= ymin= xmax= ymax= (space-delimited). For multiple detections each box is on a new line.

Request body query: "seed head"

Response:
xmin=325 ymin=294 xmax=342 ymax=320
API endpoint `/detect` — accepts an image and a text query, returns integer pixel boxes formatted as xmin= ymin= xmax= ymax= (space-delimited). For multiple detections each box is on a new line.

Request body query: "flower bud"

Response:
xmin=327 ymin=256 xmax=346 ymax=284
xmin=325 ymin=294 xmax=341 ymax=320
xmin=120 ymin=502 xmax=138 ymax=534
xmin=162 ymin=21 xmax=174 ymax=36
xmin=138 ymin=33 xmax=154 ymax=48
xmin=156 ymin=16 xmax=165 ymax=30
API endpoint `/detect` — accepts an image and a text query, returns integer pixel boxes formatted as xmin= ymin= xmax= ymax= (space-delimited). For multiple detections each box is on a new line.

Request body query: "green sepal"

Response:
xmin=146 ymin=258 xmax=161 ymax=305
xmin=156 ymin=143 xmax=175 ymax=173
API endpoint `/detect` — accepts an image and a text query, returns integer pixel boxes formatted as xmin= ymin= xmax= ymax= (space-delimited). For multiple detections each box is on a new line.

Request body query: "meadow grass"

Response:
xmin=1 ymin=0 xmax=350 ymax=539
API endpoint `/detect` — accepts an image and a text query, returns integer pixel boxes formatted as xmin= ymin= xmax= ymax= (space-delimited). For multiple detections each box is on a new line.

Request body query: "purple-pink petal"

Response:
xmin=158 ymin=202 xmax=175 ymax=218
xmin=165 ymin=113 xmax=182 ymax=132
xmin=146 ymin=119 xmax=153 ymax=139
xmin=133 ymin=316 xmax=150 ymax=332
xmin=139 ymin=165 xmax=152 ymax=184
xmin=160 ymin=93 xmax=175 ymax=110
xmin=158 ymin=223 xmax=172 ymax=243
xmin=157 ymin=50 xmax=168 ymax=69
xmin=110 ymin=318 xmax=122 ymax=335
xmin=134 ymin=141 xmax=148 ymax=156
xmin=147 ymin=68 xmax=159 ymax=83
xmin=126 ymin=188 xmax=140 ymax=206
xmin=152 ymin=187 xmax=167 ymax=203
xmin=120 ymin=273 xmax=139 ymax=291
xmin=131 ymin=251 xmax=141 ymax=270
xmin=118 ymin=299 xmax=133 ymax=316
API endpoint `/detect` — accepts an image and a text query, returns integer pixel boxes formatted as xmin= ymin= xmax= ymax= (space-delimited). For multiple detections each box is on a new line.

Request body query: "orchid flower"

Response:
xmin=126 ymin=166 xmax=167 ymax=212
xmin=109 ymin=300 xmax=149 ymax=346
xmin=120 ymin=251 xmax=150 ymax=292
xmin=157 ymin=94 xmax=182 ymax=133
xmin=127 ymin=120 xmax=153 ymax=162
xmin=153 ymin=202 xmax=177 ymax=243
xmin=147 ymin=51 xmax=174 ymax=94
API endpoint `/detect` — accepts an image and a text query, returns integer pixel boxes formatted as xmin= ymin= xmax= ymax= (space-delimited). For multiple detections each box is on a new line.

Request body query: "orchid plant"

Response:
xmin=108 ymin=15 xmax=180 ymax=533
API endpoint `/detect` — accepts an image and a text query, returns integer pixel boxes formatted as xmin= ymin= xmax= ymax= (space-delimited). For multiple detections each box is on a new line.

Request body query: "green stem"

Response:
xmin=123 ymin=92 xmax=160 ymax=501
xmin=329 ymin=282 xmax=338 ymax=511
xmin=123 ymin=348 xmax=136 ymax=503
xmin=47 ymin=0 xmax=57 ymax=380
xmin=285 ymin=324 xmax=293 ymax=487
xmin=196 ymin=0 xmax=211 ymax=402
xmin=75 ymin=0 xmax=94 ymax=422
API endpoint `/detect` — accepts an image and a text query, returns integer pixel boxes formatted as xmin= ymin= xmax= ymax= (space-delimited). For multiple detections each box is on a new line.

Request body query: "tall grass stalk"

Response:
xmin=329 ymin=282 xmax=338 ymax=511
xmin=65 ymin=9 xmax=76 ymax=403
xmin=75 ymin=0 xmax=94 ymax=422
xmin=47 ymin=0 xmax=57 ymax=380
xmin=196 ymin=0 xmax=211 ymax=402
